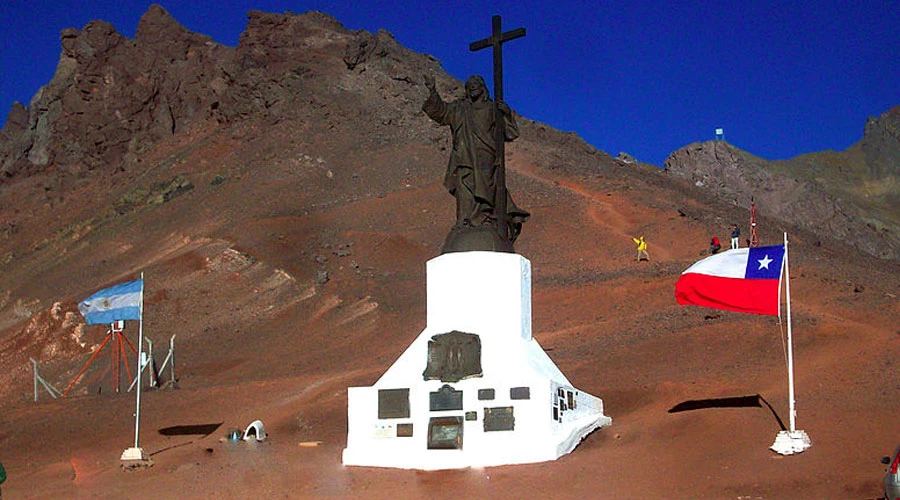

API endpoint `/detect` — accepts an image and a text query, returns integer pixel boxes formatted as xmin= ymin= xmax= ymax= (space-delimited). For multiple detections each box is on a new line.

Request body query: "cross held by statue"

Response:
xmin=469 ymin=15 xmax=526 ymax=103
xmin=470 ymin=15 xmax=525 ymax=244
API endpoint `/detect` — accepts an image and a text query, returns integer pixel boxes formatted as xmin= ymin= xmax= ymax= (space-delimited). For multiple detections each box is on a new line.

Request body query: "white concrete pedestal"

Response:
xmin=342 ymin=252 xmax=611 ymax=470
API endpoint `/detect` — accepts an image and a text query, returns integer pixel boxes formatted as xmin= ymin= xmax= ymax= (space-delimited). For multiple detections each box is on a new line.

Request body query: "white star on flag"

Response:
xmin=757 ymin=255 xmax=773 ymax=270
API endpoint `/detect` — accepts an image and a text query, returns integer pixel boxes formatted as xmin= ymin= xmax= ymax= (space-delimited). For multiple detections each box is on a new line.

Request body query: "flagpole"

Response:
xmin=784 ymin=232 xmax=796 ymax=432
xmin=134 ymin=272 xmax=144 ymax=448
xmin=121 ymin=272 xmax=148 ymax=463
xmin=770 ymin=232 xmax=811 ymax=455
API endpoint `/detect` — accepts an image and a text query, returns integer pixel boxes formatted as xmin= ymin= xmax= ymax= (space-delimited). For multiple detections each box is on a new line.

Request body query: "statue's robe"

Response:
xmin=423 ymin=89 xmax=529 ymax=234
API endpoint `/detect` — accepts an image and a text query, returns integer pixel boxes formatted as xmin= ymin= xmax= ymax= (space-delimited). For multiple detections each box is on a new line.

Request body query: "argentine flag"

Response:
xmin=78 ymin=279 xmax=143 ymax=325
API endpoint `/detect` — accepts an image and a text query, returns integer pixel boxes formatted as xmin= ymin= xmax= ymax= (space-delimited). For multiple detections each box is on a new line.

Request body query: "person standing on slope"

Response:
xmin=633 ymin=236 xmax=650 ymax=262
xmin=730 ymin=224 xmax=741 ymax=249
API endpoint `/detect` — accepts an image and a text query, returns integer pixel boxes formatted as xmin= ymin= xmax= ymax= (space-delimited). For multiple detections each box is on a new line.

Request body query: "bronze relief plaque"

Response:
xmin=510 ymin=386 xmax=530 ymax=400
xmin=378 ymin=388 xmax=410 ymax=419
xmin=478 ymin=388 xmax=495 ymax=400
xmin=484 ymin=406 xmax=515 ymax=432
xmin=430 ymin=384 xmax=463 ymax=411
xmin=423 ymin=330 xmax=482 ymax=383
xmin=427 ymin=416 xmax=464 ymax=449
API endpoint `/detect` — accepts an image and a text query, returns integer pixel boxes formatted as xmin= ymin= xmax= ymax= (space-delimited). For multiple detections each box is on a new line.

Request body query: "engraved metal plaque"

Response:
xmin=423 ymin=331 xmax=482 ymax=383
xmin=428 ymin=416 xmax=464 ymax=449
xmin=483 ymin=406 xmax=515 ymax=432
xmin=465 ymin=411 xmax=477 ymax=421
xmin=510 ymin=386 xmax=530 ymax=400
xmin=378 ymin=388 xmax=410 ymax=419
xmin=478 ymin=388 xmax=495 ymax=400
xmin=430 ymin=384 xmax=463 ymax=411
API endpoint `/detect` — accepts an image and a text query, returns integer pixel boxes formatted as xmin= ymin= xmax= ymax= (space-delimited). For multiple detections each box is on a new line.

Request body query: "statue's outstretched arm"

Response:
xmin=422 ymin=74 xmax=448 ymax=123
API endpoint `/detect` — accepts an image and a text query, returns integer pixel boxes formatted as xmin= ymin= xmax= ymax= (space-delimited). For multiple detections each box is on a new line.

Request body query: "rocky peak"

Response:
xmin=664 ymin=135 xmax=900 ymax=259
xmin=0 ymin=5 xmax=236 ymax=178
xmin=0 ymin=6 xmax=432 ymax=178
xmin=0 ymin=102 xmax=28 ymax=137
xmin=135 ymin=3 xmax=213 ymax=55
xmin=856 ymin=106 xmax=900 ymax=179
xmin=60 ymin=20 xmax=125 ymax=61
xmin=863 ymin=105 xmax=900 ymax=144
xmin=663 ymin=141 xmax=767 ymax=204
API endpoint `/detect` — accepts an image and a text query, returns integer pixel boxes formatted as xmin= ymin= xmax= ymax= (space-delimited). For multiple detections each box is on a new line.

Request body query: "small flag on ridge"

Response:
xmin=675 ymin=245 xmax=785 ymax=316
xmin=78 ymin=279 xmax=143 ymax=325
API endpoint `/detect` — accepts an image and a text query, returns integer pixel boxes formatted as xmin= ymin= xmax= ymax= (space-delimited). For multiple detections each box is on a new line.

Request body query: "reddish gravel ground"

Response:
xmin=2 ymin=117 xmax=899 ymax=499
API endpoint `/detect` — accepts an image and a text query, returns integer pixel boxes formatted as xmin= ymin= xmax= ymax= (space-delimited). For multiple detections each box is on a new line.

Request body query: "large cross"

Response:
xmin=470 ymin=15 xmax=525 ymax=244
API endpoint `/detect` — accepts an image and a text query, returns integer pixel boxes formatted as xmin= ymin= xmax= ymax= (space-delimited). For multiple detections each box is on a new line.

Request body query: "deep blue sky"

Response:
xmin=1 ymin=1 xmax=898 ymax=166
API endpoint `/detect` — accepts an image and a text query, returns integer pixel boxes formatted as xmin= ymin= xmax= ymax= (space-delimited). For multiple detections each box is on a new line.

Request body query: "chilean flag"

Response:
xmin=675 ymin=244 xmax=785 ymax=316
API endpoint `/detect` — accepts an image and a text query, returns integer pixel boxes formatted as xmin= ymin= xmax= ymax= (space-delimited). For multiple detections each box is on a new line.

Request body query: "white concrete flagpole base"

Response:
xmin=120 ymin=447 xmax=148 ymax=461
xmin=342 ymin=252 xmax=611 ymax=470
xmin=770 ymin=429 xmax=811 ymax=455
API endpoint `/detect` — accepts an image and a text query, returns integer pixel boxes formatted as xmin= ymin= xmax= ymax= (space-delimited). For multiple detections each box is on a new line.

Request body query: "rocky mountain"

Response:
xmin=0 ymin=2 xmax=642 ymax=403
xmin=664 ymin=107 xmax=900 ymax=260
xmin=3 ymin=4 xmax=896 ymax=263
xmin=1 ymin=6 xmax=899 ymax=499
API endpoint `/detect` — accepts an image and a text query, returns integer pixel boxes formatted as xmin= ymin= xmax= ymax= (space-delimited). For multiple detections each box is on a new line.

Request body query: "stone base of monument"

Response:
xmin=342 ymin=251 xmax=611 ymax=470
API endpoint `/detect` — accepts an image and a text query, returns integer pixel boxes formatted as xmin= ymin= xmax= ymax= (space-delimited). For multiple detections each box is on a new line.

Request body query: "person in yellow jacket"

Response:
xmin=633 ymin=236 xmax=649 ymax=262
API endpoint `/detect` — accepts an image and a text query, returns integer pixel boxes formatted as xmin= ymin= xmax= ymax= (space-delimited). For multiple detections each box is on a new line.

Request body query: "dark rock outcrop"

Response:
xmin=664 ymin=109 xmax=900 ymax=259
xmin=0 ymin=5 xmax=232 ymax=176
